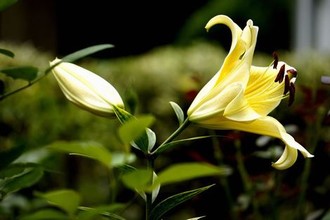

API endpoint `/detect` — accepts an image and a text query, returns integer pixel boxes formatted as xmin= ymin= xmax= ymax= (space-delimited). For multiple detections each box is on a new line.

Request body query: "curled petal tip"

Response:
xmin=271 ymin=146 xmax=298 ymax=170
xmin=205 ymin=15 xmax=234 ymax=31
xmin=305 ymin=153 xmax=315 ymax=158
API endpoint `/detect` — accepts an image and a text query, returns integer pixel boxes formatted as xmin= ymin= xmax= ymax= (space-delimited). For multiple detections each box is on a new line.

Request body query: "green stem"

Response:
xmin=145 ymin=156 xmax=154 ymax=220
xmin=0 ymin=66 xmax=52 ymax=101
xmin=145 ymin=118 xmax=190 ymax=218
xmin=157 ymin=118 xmax=191 ymax=149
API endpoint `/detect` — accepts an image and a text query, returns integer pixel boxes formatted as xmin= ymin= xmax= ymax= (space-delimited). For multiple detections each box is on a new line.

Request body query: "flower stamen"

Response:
xmin=284 ymin=75 xmax=290 ymax=94
xmin=272 ymin=51 xmax=279 ymax=69
xmin=275 ymin=64 xmax=285 ymax=83
xmin=288 ymin=82 xmax=295 ymax=106
xmin=287 ymin=69 xmax=297 ymax=83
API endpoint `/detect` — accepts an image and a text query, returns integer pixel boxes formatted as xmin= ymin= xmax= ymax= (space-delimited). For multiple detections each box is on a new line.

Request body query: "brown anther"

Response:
xmin=275 ymin=64 xmax=285 ymax=83
xmin=284 ymin=75 xmax=290 ymax=94
xmin=286 ymin=69 xmax=297 ymax=78
xmin=288 ymin=82 xmax=295 ymax=106
xmin=272 ymin=51 xmax=279 ymax=69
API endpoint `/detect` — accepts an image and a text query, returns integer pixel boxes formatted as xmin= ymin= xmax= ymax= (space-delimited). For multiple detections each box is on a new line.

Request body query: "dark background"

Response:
xmin=0 ymin=0 xmax=294 ymax=58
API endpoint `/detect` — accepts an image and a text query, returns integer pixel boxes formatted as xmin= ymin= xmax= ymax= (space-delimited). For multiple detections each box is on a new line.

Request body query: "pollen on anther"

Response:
xmin=284 ymin=75 xmax=290 ymax=94
xmin=287 ymin=69 xmax=297 ymax=78
xmin=275 ymin=64 xmax=285 ymax=83
xmin=272 ymin=52 xmax=279 ymax=69
xmin=288 ymin=82 xmax=295 ymax=106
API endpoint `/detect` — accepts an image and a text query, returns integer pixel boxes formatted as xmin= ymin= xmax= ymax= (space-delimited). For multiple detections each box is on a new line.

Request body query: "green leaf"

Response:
xmin=118 ymin=115 xmax=155 ymax=151
xmin=153 ymin=135 xmax=222 ymax=156
xmin=36 ymin=189 xmax=81 ymax=217
xmin=121 ymin=169 xmax=152 ymax=191
xmin=0 ymin=48 xmax=15 ymax=57
xmin=78 ymin=206 xmax=126 ymax=220
xmin=169 ymin=101 xmax=185 ymax=125
xmin=149 ymin=184 xmax=215 ymax=220
xmin=61 ymin=44 xmax=114 ymax=63
xmin=46 ymin=44 xmax=114 ymax=74
xmin=0 ymin=0 xmax=18 ymax=11
xmin=111 ymin=152 xmax=136 ymax=167
xmin=116 ymin=164 xmax=136 ymax=174
xmin=18 ymin=209 xmax=69 ymax=220
xmin=0 ymin=164 xmax=44 ymax=199
xmin=0 ymin=66 xmax=38 ymax=81
xmin=0 ymin=163 xmax=27 ymax=178
xmin=151 ymin=162 xmax=231 ymax=189
xmin=0 ymin=144 xmax=26 ymax=170
xmin=47 ymin=141 xmax=112 ymax=169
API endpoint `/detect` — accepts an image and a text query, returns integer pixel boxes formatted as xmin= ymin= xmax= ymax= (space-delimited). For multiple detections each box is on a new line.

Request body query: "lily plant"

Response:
xmin=44 ymin=14 xmax=314 ymax=220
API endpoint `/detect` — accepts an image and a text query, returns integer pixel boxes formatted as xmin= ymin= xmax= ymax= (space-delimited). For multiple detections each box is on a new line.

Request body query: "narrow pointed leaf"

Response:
xmin=37 ymin=189 xmax=81 ymax=216
xmin=0 ymin=66 xmax=38 ymax=81
xmin=169 ymin=101 xmax=185 ymax=125
xmin=0 ymin=164 xmax=44 ymax=198
xmin=47 ymin=141 xmax=112 ymax=168
xmin=61 ymin=44 xmax=114 ymax=63
xmin=149 ymin=184 xmax=215 ymax=220
xmin=153 ymin=135 xmax=224 ymax=155
xmin=46 ymin=44 xmax=114 ymax=74
xmin=151 ymin=162 xmax=231 ymax=189
xmin=78 ymin=206 xmax=126 ymax=220
xmin=0 ymin=48 xmax=14 ymax=57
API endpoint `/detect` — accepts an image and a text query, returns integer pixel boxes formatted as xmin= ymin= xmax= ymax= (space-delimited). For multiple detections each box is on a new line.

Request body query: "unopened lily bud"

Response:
xmin=50 ymin=58 xmax=124 ymax=117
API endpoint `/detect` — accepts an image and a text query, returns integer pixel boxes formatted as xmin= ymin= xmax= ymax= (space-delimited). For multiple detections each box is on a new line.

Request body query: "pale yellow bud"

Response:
xmin=50 ymin=58 xmax=124 ymax=117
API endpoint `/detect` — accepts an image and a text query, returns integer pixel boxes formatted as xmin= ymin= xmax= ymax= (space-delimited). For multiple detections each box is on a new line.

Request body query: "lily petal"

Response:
xmin=198 ymin=116 xmax=313 ymax=169
xmin=205 ymin=15 xmax=258 ymax=87
xmin=188 ymin=16 xmax=258 ymax=118
xmin=188 ymin=82 xmax=244 ymax=121
xmin=224 ymin=82 xmax=261 ymax=122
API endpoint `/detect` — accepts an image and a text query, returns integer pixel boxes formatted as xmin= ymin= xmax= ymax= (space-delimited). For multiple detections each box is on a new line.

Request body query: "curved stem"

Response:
xmin=145 ymin=118 xmax=190 ymax=218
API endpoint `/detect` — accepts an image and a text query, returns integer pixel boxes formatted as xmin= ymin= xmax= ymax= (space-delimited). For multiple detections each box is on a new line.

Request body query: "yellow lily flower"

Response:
xmin=187 ymin=15 xmax=314 ymax=170
xmin=50 ymin=58 xmax=124 ymax=117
